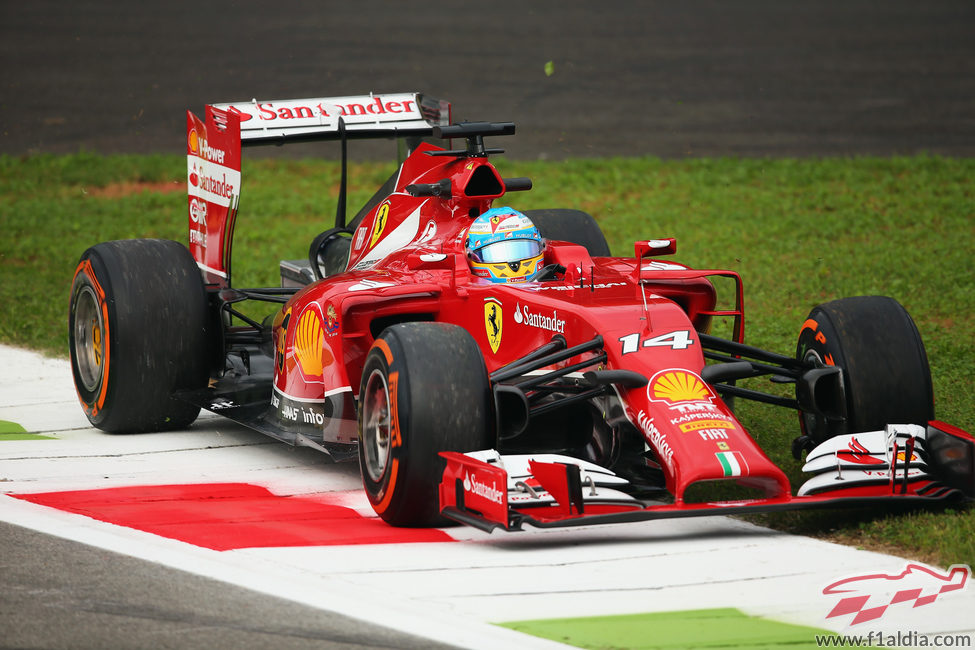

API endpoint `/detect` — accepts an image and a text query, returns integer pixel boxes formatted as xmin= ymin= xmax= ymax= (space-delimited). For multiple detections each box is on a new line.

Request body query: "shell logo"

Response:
xmin=294 ymin=308 xmax=325 ymax=377
xmin=188 ymin=129 xmax=199 ymax=155
xmin=649 ymin=369 xmax=712 ymax=405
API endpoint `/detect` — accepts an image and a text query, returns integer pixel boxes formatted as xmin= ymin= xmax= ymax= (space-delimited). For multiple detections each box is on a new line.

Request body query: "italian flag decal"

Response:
xmin=716 ymin=451 xmax=748 ymax=477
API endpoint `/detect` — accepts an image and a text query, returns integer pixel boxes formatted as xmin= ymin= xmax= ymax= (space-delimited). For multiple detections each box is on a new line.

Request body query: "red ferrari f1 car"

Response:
xmin=69 ymin=92 xmax=974 ymax=531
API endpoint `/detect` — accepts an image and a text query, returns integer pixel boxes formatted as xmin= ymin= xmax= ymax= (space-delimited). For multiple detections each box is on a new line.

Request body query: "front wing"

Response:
xmin=439 ymin=421 xmax=975 ymax=533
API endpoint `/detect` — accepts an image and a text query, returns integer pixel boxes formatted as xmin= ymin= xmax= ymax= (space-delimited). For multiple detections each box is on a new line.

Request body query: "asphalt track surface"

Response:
xmin=0 ymin=521 xmax=453 ymax=650
xmin=2 ymin=1 xmax=974 ymax=159
xmin=2 ymin=3 xmax=974 ymax=649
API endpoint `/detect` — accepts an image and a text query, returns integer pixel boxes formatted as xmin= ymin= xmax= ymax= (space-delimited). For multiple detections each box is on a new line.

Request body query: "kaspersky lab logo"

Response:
xmin=823 ymin=563 xmax=971 ymax=625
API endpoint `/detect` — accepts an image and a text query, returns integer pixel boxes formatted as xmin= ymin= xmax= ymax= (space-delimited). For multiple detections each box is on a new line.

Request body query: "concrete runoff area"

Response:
xmin=1 ymin=345 xmax=972 ymax=649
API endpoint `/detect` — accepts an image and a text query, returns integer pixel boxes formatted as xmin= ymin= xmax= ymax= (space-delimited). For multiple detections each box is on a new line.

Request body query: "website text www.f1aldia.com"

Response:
xmin=815 ymin=630 xmax=973 ymax=647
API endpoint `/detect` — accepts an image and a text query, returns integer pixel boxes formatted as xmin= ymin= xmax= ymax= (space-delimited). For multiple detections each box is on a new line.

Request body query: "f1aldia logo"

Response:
xmin=823 ymin=563 xmax=971 ymax=625
xmin=463 ymin=472 xmax=504 ymax=505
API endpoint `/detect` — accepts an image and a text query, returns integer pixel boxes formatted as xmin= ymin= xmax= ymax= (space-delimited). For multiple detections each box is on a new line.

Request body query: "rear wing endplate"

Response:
xmin=186 ymin=93 xmax=450 ymax=286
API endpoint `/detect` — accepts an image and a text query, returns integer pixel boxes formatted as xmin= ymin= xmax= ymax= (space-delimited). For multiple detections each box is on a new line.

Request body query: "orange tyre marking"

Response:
xmin=72 ymin=259 xmax=111 ymax=416
xmin=373 ymin=369 xmax=402 ymax=516
xmin=800 ymin=317 xmax=829 ymax=346
xmin=799 ymin=318 xmax=819 ymax=336
xmin=374 ymin=338 xmax=394 ymax=364
xmin=388 ymin=371 xmax=401 ymax=449
xmin=372 ymin=458 xmax=399 ymax=515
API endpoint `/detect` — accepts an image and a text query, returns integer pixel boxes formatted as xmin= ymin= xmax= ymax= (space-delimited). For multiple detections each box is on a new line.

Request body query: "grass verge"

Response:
xmin=1 ymin=152 xmax=972 ymax=565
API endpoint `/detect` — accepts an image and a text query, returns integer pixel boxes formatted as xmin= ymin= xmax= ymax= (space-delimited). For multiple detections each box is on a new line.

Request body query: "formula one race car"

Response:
xmin=68 ymin=93 xmax=974 ymax=531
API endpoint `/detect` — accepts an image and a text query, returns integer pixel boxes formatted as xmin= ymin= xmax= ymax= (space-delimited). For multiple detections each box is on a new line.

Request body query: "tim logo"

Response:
xmin=823 ymin=563 xmax=970 ymax=625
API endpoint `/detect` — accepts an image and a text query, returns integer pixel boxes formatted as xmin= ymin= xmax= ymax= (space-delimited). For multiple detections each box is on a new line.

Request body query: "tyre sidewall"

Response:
xmin=796 ymin=304 xmax=850 ymax=439
xmin=69 ymin=249 xmax=115 ymax=427
xmin=358 ymin=323 xmax=492 ymax=526
xmin=358 ymin=347 xmax=399 ymax=511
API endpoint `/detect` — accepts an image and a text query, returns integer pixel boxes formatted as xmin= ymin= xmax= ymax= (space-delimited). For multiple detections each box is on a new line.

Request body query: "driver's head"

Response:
xmin=465 ymin=208 xmax=544 ymax=283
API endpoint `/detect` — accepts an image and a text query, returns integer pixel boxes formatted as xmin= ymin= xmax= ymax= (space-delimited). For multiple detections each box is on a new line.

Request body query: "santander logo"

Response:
xmin=463 ymin=472 xmax=505 ymax=505
xmin=230 ymin=97 xmax=418 ymax=123
xmin=513 ymin=303 xmax=566 ymax=334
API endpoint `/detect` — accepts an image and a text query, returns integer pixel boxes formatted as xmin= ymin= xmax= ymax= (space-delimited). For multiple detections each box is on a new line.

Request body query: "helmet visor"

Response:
xmin=472 ymin=239 xmax=543 ymax=263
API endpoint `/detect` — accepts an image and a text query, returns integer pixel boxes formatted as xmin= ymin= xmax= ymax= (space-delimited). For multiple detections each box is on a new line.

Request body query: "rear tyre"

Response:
xmin=69 ymin=239 xmax=211 ymax=433
xmin=524 ymin=209 xmax=611 ymax=256
xmin=795 ymin=296 xmax=933 ymax=443
xmin=358 ymin=323 xmax=493 ymax=527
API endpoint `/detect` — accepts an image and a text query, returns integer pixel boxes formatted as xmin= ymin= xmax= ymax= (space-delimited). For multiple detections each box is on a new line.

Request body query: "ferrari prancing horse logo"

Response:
xmin=370 ymin=202 xmax=390 ymax=248
xmin=484 ymin=298 xmax=503 ymax=354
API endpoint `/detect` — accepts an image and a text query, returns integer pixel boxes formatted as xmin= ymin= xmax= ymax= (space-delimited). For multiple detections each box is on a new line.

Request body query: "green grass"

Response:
xmin=0 ymin=420 xmax=54 ymax=440
xmin=501 ymin=608 xmax=840 ymax=649
xmin=1 ymin=152 xmax=972 ymax=565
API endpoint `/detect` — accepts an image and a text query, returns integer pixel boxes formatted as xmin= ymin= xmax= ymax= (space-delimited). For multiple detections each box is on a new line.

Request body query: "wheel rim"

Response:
xmin=362 ymin=368 xmax=392 ymax=483
xmin=74 ymin=285 xmax=105 ymax=393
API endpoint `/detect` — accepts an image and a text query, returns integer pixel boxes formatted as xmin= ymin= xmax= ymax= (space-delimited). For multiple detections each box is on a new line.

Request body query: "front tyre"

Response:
xmin=358 ymin=323 xmax=493 ymax=527
xmin=69 ymin=239 xmax=211 ymax=433
xmin=795 ymin=295 xmax=933 ymax=443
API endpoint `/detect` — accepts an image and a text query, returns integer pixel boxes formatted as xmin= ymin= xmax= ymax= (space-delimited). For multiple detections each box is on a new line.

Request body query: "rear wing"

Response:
xmin=213 ymin=93 xmax=451 ymax=145
xmin=186 ymin=92 xmax=450 ymax=286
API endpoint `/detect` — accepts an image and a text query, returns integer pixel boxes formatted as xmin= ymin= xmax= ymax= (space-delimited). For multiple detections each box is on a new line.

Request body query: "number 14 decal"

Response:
xmin=619 ymin=330 xmax=695 ymax=354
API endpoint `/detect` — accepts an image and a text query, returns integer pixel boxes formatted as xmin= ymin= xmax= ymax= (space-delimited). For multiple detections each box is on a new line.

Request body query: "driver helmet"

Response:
xmin=466 ymin=207 xmax=544 ymax=283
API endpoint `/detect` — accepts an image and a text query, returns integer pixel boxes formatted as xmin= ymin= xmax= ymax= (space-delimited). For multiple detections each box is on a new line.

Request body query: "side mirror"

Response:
xmin=634 ymin=239 xmax=677 ymax=258
xmin=308 ymin=228 xmax=352 ymax=281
